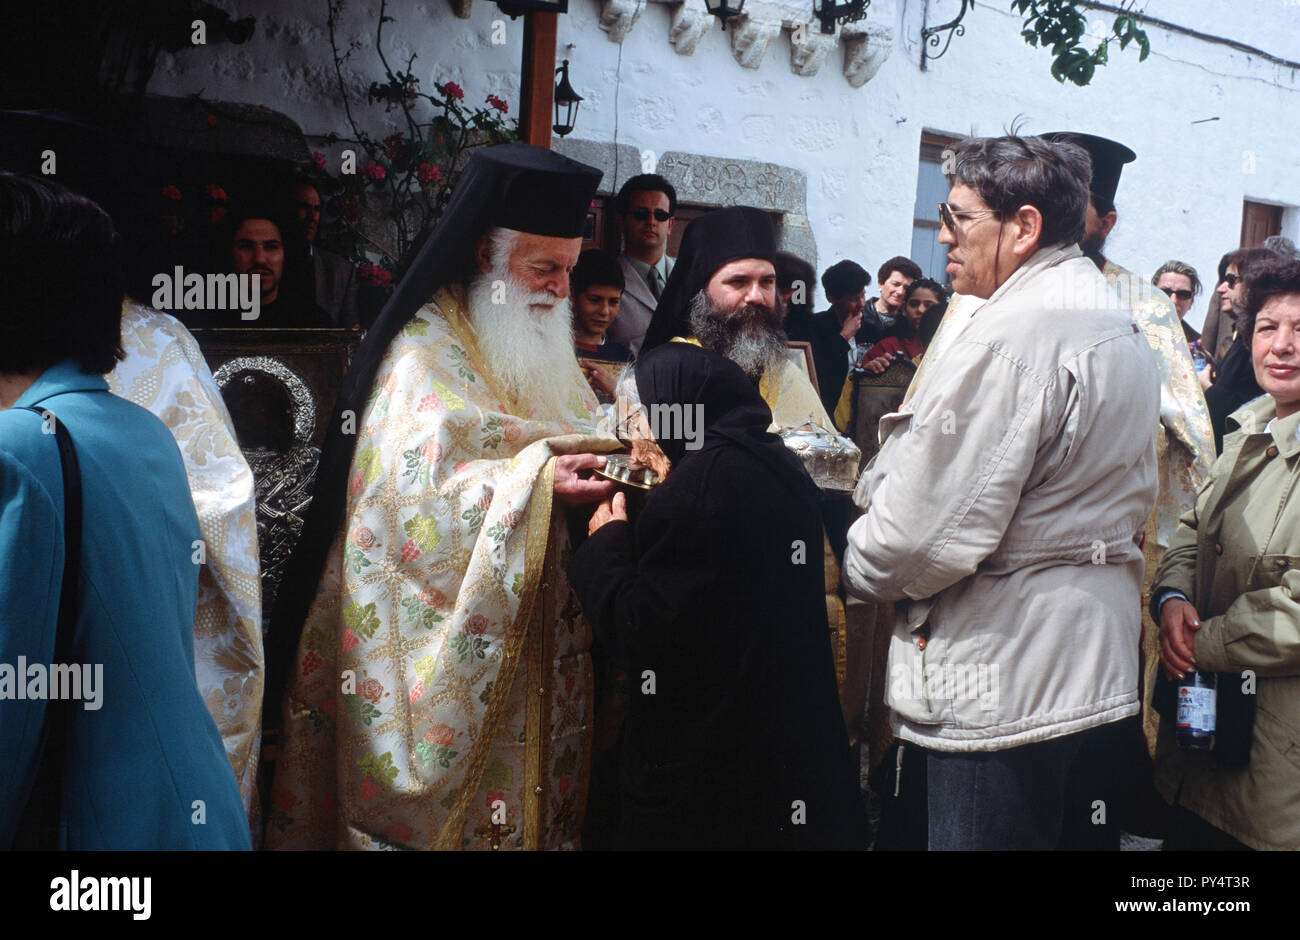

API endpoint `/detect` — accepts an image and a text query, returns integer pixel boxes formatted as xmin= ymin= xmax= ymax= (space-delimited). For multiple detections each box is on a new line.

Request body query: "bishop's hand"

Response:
xmin=554 ymin=453 xmax=617 ymax=506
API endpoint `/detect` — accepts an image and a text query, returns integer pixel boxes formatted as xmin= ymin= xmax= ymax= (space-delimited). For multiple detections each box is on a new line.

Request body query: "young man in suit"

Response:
xmin=606 ymin=174 xmax=676 ymax=356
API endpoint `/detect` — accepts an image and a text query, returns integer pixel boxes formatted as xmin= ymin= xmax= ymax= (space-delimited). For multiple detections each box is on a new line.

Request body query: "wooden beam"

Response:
xmin=518 ymin=12 xmax=558 ymax=148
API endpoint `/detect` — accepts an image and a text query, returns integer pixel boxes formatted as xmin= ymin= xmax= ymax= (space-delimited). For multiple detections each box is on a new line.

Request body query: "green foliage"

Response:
xmin=1012 ymin=0 xmax=1150 ymax=87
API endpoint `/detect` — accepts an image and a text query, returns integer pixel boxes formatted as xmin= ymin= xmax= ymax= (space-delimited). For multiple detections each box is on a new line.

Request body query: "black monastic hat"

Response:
xmin=1042 ymin=132 xmax=1136 ymax=209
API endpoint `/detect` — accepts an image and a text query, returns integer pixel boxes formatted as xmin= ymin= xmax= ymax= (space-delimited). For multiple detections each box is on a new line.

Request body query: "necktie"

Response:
xmin=646 ymin=266 xmax=662 ymax=300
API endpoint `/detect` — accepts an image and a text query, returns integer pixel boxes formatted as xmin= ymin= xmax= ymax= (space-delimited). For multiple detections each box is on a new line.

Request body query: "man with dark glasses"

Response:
xmin=608 ymin=173 xmax=677 ymax=356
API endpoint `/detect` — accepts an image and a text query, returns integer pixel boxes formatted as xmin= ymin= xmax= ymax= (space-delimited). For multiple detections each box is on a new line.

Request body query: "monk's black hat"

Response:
xmin=1042 ymin=132 xmax=1136 ymax=210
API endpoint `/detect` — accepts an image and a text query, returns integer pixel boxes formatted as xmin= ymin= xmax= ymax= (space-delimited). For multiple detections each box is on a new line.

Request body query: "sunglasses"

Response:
xmin=628 ymin=208 xmax=672 ymax=222
xmin=1158 ymin=286 xmax=1195 ymax=301
xmin=937 ymin=202 xmax=1000 ymax=232
xmin=1222 ymin=273 xmax=1243 ymax=287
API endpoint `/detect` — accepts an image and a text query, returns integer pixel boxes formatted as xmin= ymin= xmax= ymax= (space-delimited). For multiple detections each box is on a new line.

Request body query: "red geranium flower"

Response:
xmin=205 ymin=183 xmax=227 ymax=201
xmin=312 ymin=151 xmax=327 ymax=170
xmin=161 ymin=185 xmax=182 ymax=201
xmin=442 ymin=81 xmax=464 ymax=100
xmin=209 ymin=206 xmax=227 ymax=224
xmin=362 ymin=162 xmax=387 ymax=181
xmin=206 ymin=114 xmax=218 ymax=127
xmin=416 ymin=162 xmax=442 ymax=185
xmin=358 ymin=262 xmax=393 ymax=288
xmin=486 ymin=94 xmax=509 ymax=114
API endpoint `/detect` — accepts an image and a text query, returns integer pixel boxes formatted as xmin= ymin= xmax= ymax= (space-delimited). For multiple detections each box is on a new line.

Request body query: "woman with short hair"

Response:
xmin=1151 ymin=252 xmax=1300 ymax=851
xmin=0 ymin=173 xmax=250 ymax=849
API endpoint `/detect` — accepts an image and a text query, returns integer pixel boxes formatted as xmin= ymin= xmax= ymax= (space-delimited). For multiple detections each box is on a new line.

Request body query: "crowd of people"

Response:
xmin=2 ymin=125 xmax=1298 ymax=852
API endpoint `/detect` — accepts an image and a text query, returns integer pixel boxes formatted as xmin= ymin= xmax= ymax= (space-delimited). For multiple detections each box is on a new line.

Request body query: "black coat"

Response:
xmin=568 ymin=345 xmax=868 ymax=850
xmin=1205 ymin=336 xmax=1263 ymax=453
xmin=808 ymin=309 xmax=852 ymax=418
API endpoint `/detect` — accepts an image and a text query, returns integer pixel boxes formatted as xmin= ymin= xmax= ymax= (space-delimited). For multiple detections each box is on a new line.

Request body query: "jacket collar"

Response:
xmin=14 ymin=359 xmax=109 ymax=409
xmin=1227 ymin=394 xmax=1300 ymax=459
xmin=981 ymin=242 xmax=1083 ymax=309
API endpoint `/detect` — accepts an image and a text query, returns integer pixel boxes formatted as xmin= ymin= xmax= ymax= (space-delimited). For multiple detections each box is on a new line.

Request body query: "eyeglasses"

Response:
xmin=1159 ymin=286 xmax=1195 ymax=301
xmin=1222 ymin=273 xmax=1243 ymax=288
xmin=628 ymin=208 xmax=673 ymax=222
xmin=938 ymin=202 xmax=1000 ymax=232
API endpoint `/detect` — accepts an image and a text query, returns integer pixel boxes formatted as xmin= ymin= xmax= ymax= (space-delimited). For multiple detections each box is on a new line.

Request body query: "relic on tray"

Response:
xmin=779 ymin=419 xmax=861 ymax=493
xmin=595 ymin=453 xmax=662 ymax=490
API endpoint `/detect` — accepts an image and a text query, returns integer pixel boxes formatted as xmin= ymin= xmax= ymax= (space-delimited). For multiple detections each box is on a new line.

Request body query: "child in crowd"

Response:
xmin=571 ymin=249 xmax=633 ymax=403
xmin=858 ymin=277 xmax=946 ymax=373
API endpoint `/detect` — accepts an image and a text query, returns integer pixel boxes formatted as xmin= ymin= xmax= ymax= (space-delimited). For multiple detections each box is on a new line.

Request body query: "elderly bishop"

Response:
xmin=265 ymin=144 xmax=617 ymax=850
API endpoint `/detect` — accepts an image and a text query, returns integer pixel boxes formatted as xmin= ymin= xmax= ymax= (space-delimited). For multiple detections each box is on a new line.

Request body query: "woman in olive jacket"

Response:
xmin=1151 ymin=254 xmax=1300 ymax=851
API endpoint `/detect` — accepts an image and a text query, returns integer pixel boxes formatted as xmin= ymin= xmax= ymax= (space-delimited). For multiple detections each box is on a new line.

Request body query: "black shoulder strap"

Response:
xmin=15 ymin=406 xmax=82 ymax=850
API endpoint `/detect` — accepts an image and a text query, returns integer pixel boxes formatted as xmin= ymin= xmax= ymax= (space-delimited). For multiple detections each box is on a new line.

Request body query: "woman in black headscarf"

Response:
xmin=568 ymin=343 xmax=868 ymax=850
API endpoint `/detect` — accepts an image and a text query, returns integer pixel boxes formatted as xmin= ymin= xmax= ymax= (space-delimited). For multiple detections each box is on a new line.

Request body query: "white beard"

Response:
xmin=464 ymin=263 xmax=580 ymax=420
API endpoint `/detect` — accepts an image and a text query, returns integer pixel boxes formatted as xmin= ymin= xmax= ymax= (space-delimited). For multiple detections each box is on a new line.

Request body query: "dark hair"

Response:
xmin=616 ymin=174 xmax=677 ymax=216
xmin=905 ymin=277 xmax=947 ymax=303
xmin=217 ymin=200 xmax=311 ymax=298
xmin=0 ymin=172 xmax=125 ymax=375
xmin=774 ymin=251 xmax=816 ymax=316
xmin=1242 ymin=254 xmax=1300 ymax=337
xmin=877 ymin=256 xmax=923 ymax=285
xmin=1219 ymin=246 xmax=1277 ymax=284
xmin=821 ymin=259 xmax=870 ymax=299
xmin=571 ymin=248 xmax=625 ymax=296
xmin=918 ymin=300 xmax=948 ymax=347
xmin=946 ymin=135 xmax=1091 ymax=249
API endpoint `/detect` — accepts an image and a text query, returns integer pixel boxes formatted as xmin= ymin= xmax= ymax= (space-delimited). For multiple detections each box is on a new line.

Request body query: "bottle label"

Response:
xmin=1177 ymin=685 xmax=1216 ymax=734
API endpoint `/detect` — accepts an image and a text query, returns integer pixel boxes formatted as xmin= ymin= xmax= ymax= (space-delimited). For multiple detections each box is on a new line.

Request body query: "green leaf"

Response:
xmin=403 ymin=514 xmax=442 ymax=552
xmin=343 ymin=600 xmax=381 ymax=640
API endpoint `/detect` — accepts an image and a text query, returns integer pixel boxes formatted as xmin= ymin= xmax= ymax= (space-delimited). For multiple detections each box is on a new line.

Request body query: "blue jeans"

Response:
xmin=879 ymin=719 xmax=1134 ymax=850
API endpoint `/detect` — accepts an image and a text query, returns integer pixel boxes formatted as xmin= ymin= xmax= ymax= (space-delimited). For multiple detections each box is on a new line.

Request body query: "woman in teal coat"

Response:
xmin=0 ymin=173 xmax=249 ymax=849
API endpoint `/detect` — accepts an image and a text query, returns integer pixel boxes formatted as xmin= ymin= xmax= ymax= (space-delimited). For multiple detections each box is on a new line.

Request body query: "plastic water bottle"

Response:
xmin=1190 ymin=341 xmax=1209 ymax=373
xmin=1176 ymin=670 xmax=1216 ymax=750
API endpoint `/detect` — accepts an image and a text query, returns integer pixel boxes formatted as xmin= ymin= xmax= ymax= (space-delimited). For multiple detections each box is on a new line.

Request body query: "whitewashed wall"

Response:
xmin=151 ymin=0 xmax=1300 ymax=326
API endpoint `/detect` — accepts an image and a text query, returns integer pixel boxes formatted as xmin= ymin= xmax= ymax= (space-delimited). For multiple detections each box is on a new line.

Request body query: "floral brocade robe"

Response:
xmin=107 ymin=300 xmax=264 ymax=827
xmin=266 ymin=285 xmax=617 ymax=850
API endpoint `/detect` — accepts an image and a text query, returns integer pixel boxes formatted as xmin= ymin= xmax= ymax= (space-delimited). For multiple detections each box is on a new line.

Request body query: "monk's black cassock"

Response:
xmin=568 ymin=343 xmax=868 ymax=849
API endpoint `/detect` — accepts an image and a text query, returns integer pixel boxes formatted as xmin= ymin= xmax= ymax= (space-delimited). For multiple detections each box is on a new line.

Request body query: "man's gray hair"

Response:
xmin=945 ymin=135 xmax=1092 ymax=249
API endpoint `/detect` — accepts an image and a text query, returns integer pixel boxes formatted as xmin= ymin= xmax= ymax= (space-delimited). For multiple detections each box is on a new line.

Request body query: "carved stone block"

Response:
xmin=599 ymin=0 xmax=644 ymax=42
xmin=669 ymin=0 xmax=713 ymax=56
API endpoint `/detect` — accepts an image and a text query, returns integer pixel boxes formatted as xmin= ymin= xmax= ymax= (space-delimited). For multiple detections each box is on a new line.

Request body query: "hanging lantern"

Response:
xmin=552 ymin=59 xmax=582 ymax=138
xmin=705 ymin=0 xmax=746 ymax=31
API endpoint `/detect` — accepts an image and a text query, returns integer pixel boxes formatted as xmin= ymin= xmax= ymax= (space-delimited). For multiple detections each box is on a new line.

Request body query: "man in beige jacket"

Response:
xmin=842 ymin=135 xmax=1160 ymax=850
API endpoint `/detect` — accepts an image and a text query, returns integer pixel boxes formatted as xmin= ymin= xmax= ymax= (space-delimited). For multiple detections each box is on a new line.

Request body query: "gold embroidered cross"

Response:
xmin=474 ymin=821 xmax=517 ymax=851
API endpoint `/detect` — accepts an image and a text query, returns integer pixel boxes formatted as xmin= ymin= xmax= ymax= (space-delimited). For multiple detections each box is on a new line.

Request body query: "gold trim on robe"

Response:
xmin=266 ymin=286 xmax=615 ymax=850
